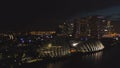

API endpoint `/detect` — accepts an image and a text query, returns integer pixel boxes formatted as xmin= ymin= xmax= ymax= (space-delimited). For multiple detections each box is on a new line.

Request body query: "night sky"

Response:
xmin=0 ymin=0 xmax=120 ymax=31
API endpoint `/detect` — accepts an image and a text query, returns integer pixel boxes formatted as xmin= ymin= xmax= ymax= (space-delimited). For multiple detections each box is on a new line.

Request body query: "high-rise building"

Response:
xmin=57 ymin=21 xmax=74 ymax=37
xmin=73 ymin=18 xmax=90 ymax=39
xmin=57 ymin=15 xmax=116 ymax=39
xmin=86 ymin=16 xmax=110 ymax=39
xmin=105 ymin=21 xmax=114 ymax=34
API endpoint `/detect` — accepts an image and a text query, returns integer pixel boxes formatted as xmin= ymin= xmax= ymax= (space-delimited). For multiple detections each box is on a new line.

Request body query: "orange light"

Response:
xmin=70 ymin=49 xmax=76 ymax=53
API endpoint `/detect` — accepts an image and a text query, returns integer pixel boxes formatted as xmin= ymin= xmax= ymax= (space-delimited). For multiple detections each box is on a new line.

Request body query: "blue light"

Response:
xmin=21 ymin=40 xmax=24 ymax=43
xmin=20 ymin=38 xmax=24 ymax=41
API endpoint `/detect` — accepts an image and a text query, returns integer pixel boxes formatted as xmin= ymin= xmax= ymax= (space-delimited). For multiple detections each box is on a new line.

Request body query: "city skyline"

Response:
xmin=0 ymin=0 xmax=120 ymax=31
xmin=1 ymin=1 xmax=120 ymax=68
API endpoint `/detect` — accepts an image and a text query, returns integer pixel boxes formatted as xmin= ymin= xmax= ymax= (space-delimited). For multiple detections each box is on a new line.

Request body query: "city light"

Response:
xmin=0 ymin=15 xmax=119 ymax=68
xmin=72 ymin=42 xmax=79 ymax=47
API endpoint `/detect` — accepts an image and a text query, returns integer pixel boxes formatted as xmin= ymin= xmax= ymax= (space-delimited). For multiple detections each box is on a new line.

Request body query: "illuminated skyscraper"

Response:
xmin=102 ymin=21 xmax=114 ymax=35
xmin=73 ymin=18 xmax=90 ymax=40
xmin=57 ymin=15 xmax=115 ymax=39
xmin=57 ymin=21 xmax=74 ymax=37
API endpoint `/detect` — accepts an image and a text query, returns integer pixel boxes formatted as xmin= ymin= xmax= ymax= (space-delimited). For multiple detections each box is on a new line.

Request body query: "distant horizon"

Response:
xmin=0 ymin=14 xmax=120 ymax=33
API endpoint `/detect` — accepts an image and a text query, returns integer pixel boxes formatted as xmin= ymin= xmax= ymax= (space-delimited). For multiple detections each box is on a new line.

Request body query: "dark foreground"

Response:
xmin=1 ymin=44 xmax=120 ymax=68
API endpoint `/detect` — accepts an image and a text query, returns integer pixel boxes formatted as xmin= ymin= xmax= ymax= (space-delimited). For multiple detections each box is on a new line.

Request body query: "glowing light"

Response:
xmin=104 ymin=29 xmax=108 ymax=31
xmin=29 ymin=40 xmax=32 ymax=43
xmin=115 ymin=37 xmax=119 ymax=40
xmin=20 ymin=38 xmax=24 ymax=40
xmin=72 ymin=43 xmax=79 ymax=47
xmin=70 ymin=49 xmax=76 ymax=53
xmin=46 ymin=36 xmax=49 ymax=38
xmin=48 ymin=43 xmax=52 ymax=48
xmin=50 ymin=36 xmax=53 ymax=38
xmin=21 ymin=40 xmax=24 ymax=43
xmin=69 ymin=35 xmax=72 ymax=37
xmin=41 ymin=39 xmax=44 ymax=40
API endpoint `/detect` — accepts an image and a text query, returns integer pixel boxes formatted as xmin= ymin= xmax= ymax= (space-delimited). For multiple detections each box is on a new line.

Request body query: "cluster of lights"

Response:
xmin=18 ymin=35 xmax=54 ymax=44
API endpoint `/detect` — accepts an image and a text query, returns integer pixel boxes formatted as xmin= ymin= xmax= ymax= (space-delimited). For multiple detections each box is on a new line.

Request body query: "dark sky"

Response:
xmin=0 ymin=0 xmax=120 ymax=31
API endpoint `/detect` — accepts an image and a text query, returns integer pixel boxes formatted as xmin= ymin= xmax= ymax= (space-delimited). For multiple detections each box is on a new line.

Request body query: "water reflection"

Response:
xmin=81 ymin=51 xmax=103 ymax=63
xmin=45 ymin=51 xmax=103 ymax=68
xmin=46 ymin=60 xmax=68 ymax=68
xmin=1 ymin=51 xmax=103 ymax=68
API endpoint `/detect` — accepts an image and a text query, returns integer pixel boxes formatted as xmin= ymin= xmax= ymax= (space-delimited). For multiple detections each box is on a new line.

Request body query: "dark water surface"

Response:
xmin=18 ymin=44 xmax=120 ymax=68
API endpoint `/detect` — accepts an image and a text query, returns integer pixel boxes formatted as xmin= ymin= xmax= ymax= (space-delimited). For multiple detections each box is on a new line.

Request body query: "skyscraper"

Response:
xmin=73 ymin=18 xmax=90 ymax=40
